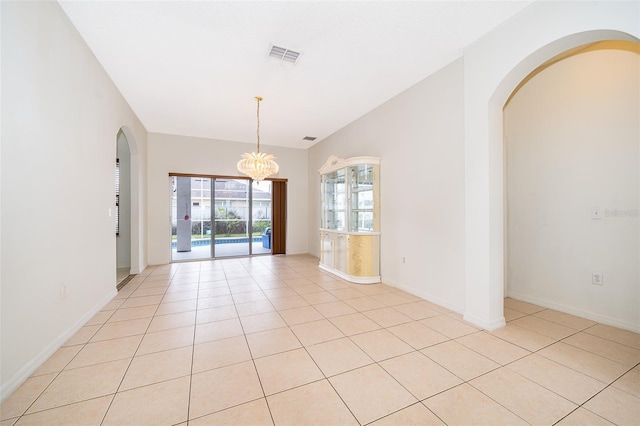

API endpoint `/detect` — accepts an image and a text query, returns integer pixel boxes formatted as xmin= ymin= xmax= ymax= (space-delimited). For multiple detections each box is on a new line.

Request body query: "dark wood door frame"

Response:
xmin=271 ymin=180 xmax=287 ymax=255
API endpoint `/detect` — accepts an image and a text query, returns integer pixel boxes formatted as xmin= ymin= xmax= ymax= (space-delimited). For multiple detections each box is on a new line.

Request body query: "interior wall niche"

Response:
xmin=504 ymin=42 xmax=639 ymax=330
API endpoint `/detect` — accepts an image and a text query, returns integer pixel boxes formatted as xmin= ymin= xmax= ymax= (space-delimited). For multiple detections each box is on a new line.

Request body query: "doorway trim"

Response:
xmin=116 ymin=126 xmax=143 ymax=276
xmin=116 ymin=130 xmax=131 ymax=285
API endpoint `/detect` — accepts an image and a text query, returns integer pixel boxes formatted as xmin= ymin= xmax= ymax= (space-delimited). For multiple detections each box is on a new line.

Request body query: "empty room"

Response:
xmin=1 ymin=1 xmax=638 ymax=424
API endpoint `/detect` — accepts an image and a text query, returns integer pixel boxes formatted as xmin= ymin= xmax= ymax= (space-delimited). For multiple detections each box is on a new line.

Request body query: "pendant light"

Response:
xmin=237 ymin=96 xmax=279 ymax=181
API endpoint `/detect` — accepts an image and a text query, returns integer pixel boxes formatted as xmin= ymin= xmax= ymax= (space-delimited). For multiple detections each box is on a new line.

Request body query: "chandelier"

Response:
xmin=237 ymin=96 xmax=279 ymax=181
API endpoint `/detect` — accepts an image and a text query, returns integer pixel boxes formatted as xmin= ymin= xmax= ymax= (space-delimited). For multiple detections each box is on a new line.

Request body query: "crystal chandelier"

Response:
xmin=237 ymin=96 xmax=279 ymax=181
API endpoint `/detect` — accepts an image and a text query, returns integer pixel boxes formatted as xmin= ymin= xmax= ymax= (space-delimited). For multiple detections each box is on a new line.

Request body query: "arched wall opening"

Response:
xmin=503 ymin=41 xmax=639 ymax=330
xmin=116 ymin=130 xmax=132 ymax=283
xmin=462 ymin=0 xmax=639 ymax=331
xmin=117 ymin=126 xmax=143 ymax=275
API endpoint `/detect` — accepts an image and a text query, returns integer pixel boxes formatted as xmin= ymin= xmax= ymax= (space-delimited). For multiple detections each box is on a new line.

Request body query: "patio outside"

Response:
xmin=171 ymin=177 xmax=273 ymax=261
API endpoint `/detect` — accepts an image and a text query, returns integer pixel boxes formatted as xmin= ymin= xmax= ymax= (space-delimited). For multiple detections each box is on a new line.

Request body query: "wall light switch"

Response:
xmin=591 ymin=207 xmax=603 ymax=220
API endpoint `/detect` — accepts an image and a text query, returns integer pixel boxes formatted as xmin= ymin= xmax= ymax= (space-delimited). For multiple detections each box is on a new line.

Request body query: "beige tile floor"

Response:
xmin=2 ymin=254 xmax=639 ymax=425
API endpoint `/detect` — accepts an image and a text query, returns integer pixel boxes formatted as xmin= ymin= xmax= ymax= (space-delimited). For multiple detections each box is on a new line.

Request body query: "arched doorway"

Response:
xmin=504 ymin=41 xmax=639 ymax=328
xmin=462 ymin=1 xmax=639 ymax=330
xmin=116 ymin=130 xmax=132 ymax=285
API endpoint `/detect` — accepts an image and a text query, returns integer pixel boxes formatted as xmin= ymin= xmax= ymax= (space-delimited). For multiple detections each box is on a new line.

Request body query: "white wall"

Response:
xmin=147 ymin=132 xmax=308 ymax=265
xmin=308 ymin=1 xmax=639 ymax=328
xmin=308 ymin=59 xmax=466 ymax=312
xmin=1 ymin=1 xmax=147 ymax=399
xmin=505 ymin=46 xmax=639 ymax=331
xmin=462 ymin=0 xmax=639 ymax=330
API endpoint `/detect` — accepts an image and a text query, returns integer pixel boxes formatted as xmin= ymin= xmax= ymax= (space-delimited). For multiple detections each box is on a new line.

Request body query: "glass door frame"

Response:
xmin=170 ymin=173 xmax=279 ymax=261
xmin=211 ymin=178 xmax=251 ymax=258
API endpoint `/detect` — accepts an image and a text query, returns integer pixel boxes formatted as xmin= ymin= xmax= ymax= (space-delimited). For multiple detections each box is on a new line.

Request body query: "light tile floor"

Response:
xmin=2 ymin=254 xmax=639 ymax=425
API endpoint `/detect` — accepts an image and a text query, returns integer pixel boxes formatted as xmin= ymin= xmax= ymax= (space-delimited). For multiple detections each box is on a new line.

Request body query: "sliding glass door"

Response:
xmin=251 ymin=180 xmax=272 ymax=255
xmin=171 ymin=176 xmax=213 ymax=261
xmin=171 ymin=175 xmax=274 ymax=261
xmin=213 ymin=179 xmax=250 ymax=257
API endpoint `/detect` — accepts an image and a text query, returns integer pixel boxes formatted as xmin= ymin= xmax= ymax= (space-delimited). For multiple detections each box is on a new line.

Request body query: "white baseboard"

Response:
xmin=463 ymin=312 xmax=506 ymax=331
xmin=0 ymin=289 xmax=117 ymax=402
xmin=382 ymin=278 xmax=465 ymax=315
xmin=383 ymin=278 xmax=506 ymax=331
xmin=507 ymin=291 xmax=640 ymax=333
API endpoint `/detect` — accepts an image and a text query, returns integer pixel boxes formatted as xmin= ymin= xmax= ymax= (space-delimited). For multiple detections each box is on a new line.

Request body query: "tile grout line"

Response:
xmin=440 ymin=306 xmax=639 ymax=425
xmin=229 ymin=262 xmax=277 ymax=426
xmin=5 ymin=257 xmax=637 ymax=425
xmin=14 ymin=306 xmax=121 ymax=420
xmin=183 ymin=264 xmax=203 ymax=425
xmin=10 ymin=271 xmax=163 ymax=422
xmin=294 ymin=310 xmax=363 ymax=425
xmin=99 ymin=265 xmax=177 ymax=425
xmin=248 ymin=261 xmax=361 ymax=424
xmin=550 ymin=361 xmax=640 ymax=425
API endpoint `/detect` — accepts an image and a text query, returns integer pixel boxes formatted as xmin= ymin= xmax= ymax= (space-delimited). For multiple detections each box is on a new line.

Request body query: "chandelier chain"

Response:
xmin=237 ymin=95 xmax=278 ymax=181
xmin=256 ymin=96 xmax=262 ymax=153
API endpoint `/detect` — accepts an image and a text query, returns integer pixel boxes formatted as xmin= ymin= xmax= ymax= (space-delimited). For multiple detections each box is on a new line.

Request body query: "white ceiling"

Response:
xmin=59 ymin=0 xmax=533 ymax=149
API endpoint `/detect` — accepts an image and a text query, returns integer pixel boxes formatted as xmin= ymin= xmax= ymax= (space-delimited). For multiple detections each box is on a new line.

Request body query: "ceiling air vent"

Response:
xmin=269 ymin=45 xmax=300 ymax=64
xmin=303 ymin=136 xmax=317 ymax=141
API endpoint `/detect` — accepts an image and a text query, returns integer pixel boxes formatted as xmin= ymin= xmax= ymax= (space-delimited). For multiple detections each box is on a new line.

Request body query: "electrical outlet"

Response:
xmin=59 ymin=283 xmax=67 ymax=299
xmin=402 ymin=257 xmax=406 ymax=264
xmin=592 ymin=207 xmax=604 ymax=220
xmin=592 ymin=272 xmax=603 ymax=286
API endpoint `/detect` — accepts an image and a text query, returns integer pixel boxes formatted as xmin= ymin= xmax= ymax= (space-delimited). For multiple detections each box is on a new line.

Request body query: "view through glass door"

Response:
xmin=171 ymin=176 xmax=272 ymax=261
xmin=251 ymin=180 xmax=272 ymax=255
